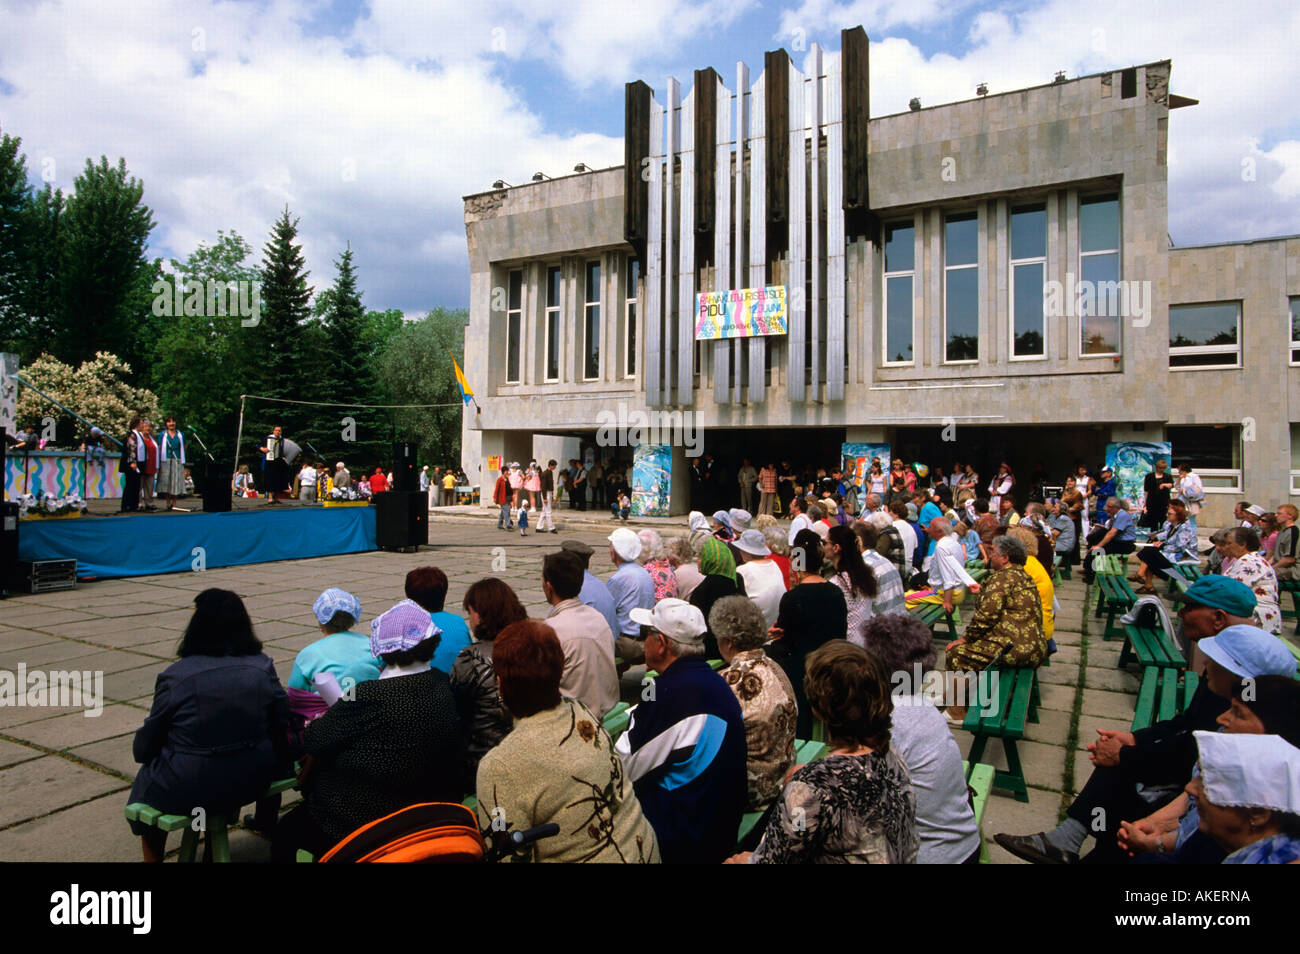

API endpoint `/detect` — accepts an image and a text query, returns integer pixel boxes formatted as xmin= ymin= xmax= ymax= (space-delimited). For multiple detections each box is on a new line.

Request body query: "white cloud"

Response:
xmin=776 ymin=0 xmax=1300 ymax=243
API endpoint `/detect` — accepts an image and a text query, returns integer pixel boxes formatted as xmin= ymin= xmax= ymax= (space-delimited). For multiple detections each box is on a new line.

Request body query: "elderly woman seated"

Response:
xmin=944 ymin=535 xmax=1047 ymax=723
xmin=271 ymin=600 xmax=464 ymax=862
xmin=1218 ymin=526 xmax=1283 ymax=635
xmin=1118 ymin=673 xmax=1300 ymax=863
xmin=709 ymin=595 xmax=797 ymax=813
xmin=861 ymin=612 xmax=982 ymax=864
xmin=475 ymin=620 xmax=660 ymax=863
xmin=1186 ymin=730 xmax=1300 ymax=864
xmin=636 ymin=529 xmax=679 ymax=602
xmin=288 ymin=588 xmax=380 ymax=723
xmin=1134 ymin=500 xmax=1198 ymax=594
xmin=727 ymin=641 xmax=918 ymax=864
xmin=664 ymin=535 xmax=704 ymax=600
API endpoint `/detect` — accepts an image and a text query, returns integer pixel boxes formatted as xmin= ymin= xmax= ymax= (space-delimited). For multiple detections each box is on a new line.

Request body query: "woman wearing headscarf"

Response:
xmin=271 ymin=600 xmax=464 ymax=862
xmin=687 ymin=511 xmax=712 ymax=550
xmin=711 ymin=510 xmax=736 ymax=543
xmin=689 ymin=536 xmax=748 ymax=660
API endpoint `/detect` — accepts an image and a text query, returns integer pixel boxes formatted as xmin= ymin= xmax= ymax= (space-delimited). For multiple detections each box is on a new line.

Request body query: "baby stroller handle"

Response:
xmin=510 ymin=823 xmax=560 ymax=847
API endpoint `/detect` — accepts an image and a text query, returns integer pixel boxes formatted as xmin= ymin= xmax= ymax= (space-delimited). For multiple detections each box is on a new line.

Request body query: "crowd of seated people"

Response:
xmin=126 ymin=486 xmax=1300 ymax=865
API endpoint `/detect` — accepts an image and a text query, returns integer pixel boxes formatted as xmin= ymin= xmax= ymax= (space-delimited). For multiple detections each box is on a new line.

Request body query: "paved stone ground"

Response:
xmin=0 ymin=505 xmax=1145 ymax=862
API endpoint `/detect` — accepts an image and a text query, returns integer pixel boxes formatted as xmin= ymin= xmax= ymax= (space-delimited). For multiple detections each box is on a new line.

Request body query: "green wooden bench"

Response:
xmin=1053 ymin=554 xmax=1072 ymax=581
xmin=1092 ymin=572 xmax=1136 ymax=641
xmin=962 ymin=760 xmax=996 ymax=863
xmin=910 ymin=602 xmax=960 ymax=639
xmin=736 ymin=737 xmax=831 ymax=844
xmin=1280 ymin=580 xmax=1300 ymax=633
xmin=602 ymin=701 xmax=631 ymax=742
xmin=1281 ymin=636 xmax=1300 ymax=668
xmin=1131 ymin=669 xmax=1199 ymax=731
xmin=124 ymin=774 xmax=297 ymax=862
xmin=961 ymin=667 xmax=1040 ymax=803
xmin=1118 ymin=623 xmax=1185 ymax=671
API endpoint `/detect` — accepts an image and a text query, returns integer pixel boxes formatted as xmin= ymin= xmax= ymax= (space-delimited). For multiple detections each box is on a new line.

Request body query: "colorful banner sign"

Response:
xmin=695 ymin=285 xmax=788 ymax=340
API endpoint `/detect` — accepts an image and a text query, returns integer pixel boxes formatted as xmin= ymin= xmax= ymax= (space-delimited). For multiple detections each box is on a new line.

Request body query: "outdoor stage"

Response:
xmin=16 ymin=498 xmax=378 ymax=579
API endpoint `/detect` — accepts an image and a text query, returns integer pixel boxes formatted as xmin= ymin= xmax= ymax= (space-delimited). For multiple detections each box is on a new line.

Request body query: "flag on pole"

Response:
xmin=450 ymin=354 xmax=475 ymax=407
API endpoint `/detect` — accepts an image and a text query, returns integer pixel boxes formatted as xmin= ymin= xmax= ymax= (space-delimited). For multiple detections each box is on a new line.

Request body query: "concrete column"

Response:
xmin=671 ymin=444 xmax=693 ymax=516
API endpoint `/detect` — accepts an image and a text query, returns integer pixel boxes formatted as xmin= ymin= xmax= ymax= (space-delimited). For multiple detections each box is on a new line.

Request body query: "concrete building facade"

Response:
xmin=462 ymin=27 xmax=1300 ymax=527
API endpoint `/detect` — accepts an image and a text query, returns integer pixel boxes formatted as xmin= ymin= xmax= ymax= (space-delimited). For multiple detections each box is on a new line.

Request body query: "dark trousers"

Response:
xmin=1138 ymin=546 xmax=1175 ymax=578
xmin=270 ymin=804 xmax=337 ymax=863
xmin=1066 ymin=762 xmax=1182 ymax=864
xmin=121 ymin=466 xmax=140 ymax=511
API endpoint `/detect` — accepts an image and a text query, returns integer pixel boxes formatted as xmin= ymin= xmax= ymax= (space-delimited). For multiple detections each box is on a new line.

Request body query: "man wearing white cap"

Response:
xmin=1190 ymin=731 xmax=1300 ymax=864
xmin=615 ymin=598 xmax=747 ymax=864
xmin=606 ymin=528 xmax=655 ymax=664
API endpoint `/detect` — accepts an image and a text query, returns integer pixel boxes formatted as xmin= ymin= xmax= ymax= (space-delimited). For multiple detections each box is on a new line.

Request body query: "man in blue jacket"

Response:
xmin=615 ymin=599 xmax=746 ymax=863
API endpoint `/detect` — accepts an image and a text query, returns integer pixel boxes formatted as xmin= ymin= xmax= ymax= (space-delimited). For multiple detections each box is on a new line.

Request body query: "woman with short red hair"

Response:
xmin=475 ymin=620 xmax=659 ymax=863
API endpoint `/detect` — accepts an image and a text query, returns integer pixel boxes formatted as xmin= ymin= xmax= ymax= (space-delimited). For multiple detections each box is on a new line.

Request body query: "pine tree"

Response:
xmin=253 ymin=207 xmax=312 ymax=440
xmin=317 ymin=245 xmax=387 ymax=466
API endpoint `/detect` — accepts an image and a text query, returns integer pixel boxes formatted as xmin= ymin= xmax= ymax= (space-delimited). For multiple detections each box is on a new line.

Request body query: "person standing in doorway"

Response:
xmin=537 ymin=460 xmax=557 ymax=533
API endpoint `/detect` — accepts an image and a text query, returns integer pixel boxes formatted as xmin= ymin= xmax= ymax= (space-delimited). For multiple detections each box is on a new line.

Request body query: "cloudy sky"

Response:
xmin=1 ymin=0 xmax=1296 ymax=314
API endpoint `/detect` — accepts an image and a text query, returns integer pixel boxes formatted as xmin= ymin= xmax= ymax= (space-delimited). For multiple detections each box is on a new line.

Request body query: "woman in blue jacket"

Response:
xmin=128 ymin=588 xmax=290 ymax=861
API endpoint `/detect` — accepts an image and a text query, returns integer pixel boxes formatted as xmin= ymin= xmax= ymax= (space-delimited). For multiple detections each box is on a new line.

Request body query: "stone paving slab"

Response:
xmin=0 ymin=756 xmax=128 ymax=829
xmin=981 ymin=787 xmax=1065 ymax=864
xmin=0 ymin=791 xmax=142 ymax=862
xmin=68 ymin=733 xmax=139 ymax=778
xmin=1080 ymin=687 xmax=1139 ymax=724
xmin=0 ymin=739 xmax=42 ymax=769
xmin=102 ymin=664 xmax=168 ymax=703
xmin=7 ymin=704 xmax=147 ymax=750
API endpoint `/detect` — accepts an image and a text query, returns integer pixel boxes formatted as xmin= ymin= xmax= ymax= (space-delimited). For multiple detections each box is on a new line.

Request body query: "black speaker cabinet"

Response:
xmin=1 ymin=501 xmax=19 ymax=591
xmin=202 ymin=476 xmax=233 ymax=513
xmin=375 ymin=490 xmax=427 ymax=550
xmin=392 ymin=442 xmax=418 ymax=493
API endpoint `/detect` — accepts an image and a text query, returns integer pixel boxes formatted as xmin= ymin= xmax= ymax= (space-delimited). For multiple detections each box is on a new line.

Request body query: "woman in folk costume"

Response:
xmin=156 ymin=416 xmax=187 ymax=511
xmin=138 ymin=419 xmax=160 ymax=511
xmin=120 ymin=416 xmax=143 ymax=513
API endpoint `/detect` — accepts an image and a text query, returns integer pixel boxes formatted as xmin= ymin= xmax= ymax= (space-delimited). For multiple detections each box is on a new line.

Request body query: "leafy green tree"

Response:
xmin=375 ymin=306 xmax=470 ymax=470
xmin=56 ymin=157 xmax=157 ymax=369
xmin=0 ymin=133 xmax=32 ymax=353
xmin=150 ymin=230 xmax=260 ymax=468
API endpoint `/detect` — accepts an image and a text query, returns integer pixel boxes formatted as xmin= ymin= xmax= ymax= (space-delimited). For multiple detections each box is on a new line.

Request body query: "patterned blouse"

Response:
xmin=750 ymin=749 xmax=918 ymax=864
xmin=721 ymin=649 xmax=798 ymax=811
xmin=643 ymin=559 xmax=680 ymax=602
xmin=1223 ymin=833 xmax=1300 ymax=865
xmin=830 ymin=570 xmax=874 ymax=646
xmin=1153 ymin=519 xmax=1198 ymax=563
xmin=957 ymin=565 xmax=1047 ymax=668
xmin=1224 ymin=551 xmax=1282 ymax=636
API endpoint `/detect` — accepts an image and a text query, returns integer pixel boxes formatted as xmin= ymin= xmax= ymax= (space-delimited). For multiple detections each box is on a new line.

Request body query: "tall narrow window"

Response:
xmin=1289 ymin=296 xmax=1300 ymax=365
xmin=625 ymin=258 xmax=639 ymax=377
xmin=583 ymin=261 xmax=600 ymax=380
xmin=544 ymin=266 xmax=561 ymax=382
xmin=883 ymin=221 xmax=914 ymax=365
xmin=1080 ymin=195 xmax=1120 ymax=355
xmin=505 ymin=269 xmax=522 ymax=384
xmin=1010 ymin=204 xmax=1046 ymax=359
xmin=944 ymin=212 xmax=979 ymax=362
